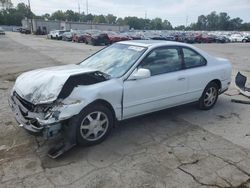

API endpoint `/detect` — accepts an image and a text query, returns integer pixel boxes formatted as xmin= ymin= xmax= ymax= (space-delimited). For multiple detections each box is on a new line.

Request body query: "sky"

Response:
xmin=11 ymin=0 xmax=250 ymax=26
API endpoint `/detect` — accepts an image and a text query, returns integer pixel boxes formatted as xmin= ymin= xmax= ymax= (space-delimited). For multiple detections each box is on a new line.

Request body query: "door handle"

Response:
xmin=178 ymin=77 xmax=186 ymax=81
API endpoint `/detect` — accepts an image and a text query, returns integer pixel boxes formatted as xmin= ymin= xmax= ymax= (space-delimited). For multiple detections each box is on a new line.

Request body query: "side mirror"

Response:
xmin=128 ymin=68 xmax=151 ymax=80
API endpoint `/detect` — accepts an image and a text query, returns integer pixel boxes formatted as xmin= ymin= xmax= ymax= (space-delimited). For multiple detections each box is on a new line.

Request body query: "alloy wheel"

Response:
xmin=80 ymin=111 xmax=109 ymax=141
xmin=204 ymin=87 xmax=217 ymax=107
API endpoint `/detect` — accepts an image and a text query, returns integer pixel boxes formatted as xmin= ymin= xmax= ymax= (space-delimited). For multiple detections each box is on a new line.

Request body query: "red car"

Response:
xmin=106 ymin=31 xmax=131 ymax=43
xmin=72 ymin=30 xmax=86 ymax=43
xmin=84 ymin=30 xmax=110 ymax=46
xmin=195 ymin=34 xmax=215 ymax=43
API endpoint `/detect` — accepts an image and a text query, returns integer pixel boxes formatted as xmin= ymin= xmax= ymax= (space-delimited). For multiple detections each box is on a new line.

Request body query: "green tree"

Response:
xmin=0 ymin=0 xmax=12 ymax=9
xmin=124 ymin=16 xmax=145 ymax=29
xmin=50 ymin=10 xmax=66 ymax=21
xmin=83 ymin=13 xmax=93 ymax=22
xmin=150 ymin=18 xmax=163 ymax=30
xmin=116 ymin=17 xmax=124 ymax=25
xmin=218 ymin=12 xmax=230 ymax=30
xmin=105 ymin=14 xmax=116 ymax=24
xmin=229 ymin=17 xmax=243 ymax=30
xmin=162 ymin=20 xmax=172 ymax=30
xmin=93 ymin=14 xmax=106 ymax=23
xmin=0 ymin=2 xmax=33 ymax=25
xmin=196 ymin=15 xmax=207 ymax=30
xmin=65 ymin=10 xmax=80 ymax=21
xmin=206 ymin=11 xmax=219 ymax=30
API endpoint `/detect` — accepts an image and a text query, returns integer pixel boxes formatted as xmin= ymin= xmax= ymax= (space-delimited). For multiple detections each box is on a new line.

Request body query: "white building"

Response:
xmin=22 ymin=18 xmax=130 ymax=34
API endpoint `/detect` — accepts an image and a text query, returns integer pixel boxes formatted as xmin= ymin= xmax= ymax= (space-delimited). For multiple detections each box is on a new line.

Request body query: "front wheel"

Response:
xmin=70 ymin=104 xmax=114 ymax=146
xmin=198 ymin=82 xmax=219 ymax=110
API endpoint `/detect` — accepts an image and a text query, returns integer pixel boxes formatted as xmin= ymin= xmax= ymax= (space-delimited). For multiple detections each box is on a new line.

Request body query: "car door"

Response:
xmin=122 ymin=46 xmax=188 ymax=119
xmin=181 ymin=47 xmax=208 ymax=101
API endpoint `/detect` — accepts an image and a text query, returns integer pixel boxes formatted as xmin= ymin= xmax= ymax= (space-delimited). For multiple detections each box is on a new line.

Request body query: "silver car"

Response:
xmin=9 ymin=40 xmax=232 ymax=158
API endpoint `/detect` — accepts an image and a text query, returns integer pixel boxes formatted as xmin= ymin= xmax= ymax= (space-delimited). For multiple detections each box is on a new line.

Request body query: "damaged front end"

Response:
xmin=8 ymin=66 xmax=111 ymax=158
xmin=9 ymin=91 xmax=66 ymax=139
xmin=9 ymin=89 xmax=87 ymax=140
xmin=9 ymin=90 xmax=86 ymax=158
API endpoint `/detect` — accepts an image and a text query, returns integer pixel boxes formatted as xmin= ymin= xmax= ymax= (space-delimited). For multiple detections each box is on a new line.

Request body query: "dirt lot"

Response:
xmin=1 ymin=32 xmax=250 ymax=188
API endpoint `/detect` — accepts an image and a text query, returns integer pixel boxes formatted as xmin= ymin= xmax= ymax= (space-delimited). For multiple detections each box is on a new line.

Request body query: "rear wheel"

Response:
xmin=91 ymin=40 xmax=97 ymax=46
xmin=70 ymin=104 xmax=114 ymax=146
xmin=198 ymin=82 xmax=219 ymax=110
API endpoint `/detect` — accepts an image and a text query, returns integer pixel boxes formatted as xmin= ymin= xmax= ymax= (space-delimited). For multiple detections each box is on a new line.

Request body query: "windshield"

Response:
xmin=79 ymin=43 xmax=146 ymax=78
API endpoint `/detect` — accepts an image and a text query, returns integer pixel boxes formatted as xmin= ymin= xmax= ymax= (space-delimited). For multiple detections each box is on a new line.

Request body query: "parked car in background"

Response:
xmin=62 ymin=31 xmax=73 ymax=41
xmin=106 ymin=31 xmax=131 ymax=43
xmin=214 ymin=35 xmax=229 ymax=43
xmin=84 ymin=30 xmax=110 ymax=45
xmin=242 ymin=36 xmax=250 ymax=43
xmin=124 ymin=32 xmax=142 ymax=40
xmin=229 ymin=34 xmax=244 ymax=42
xmin=162 ymin=34 xmax=175 ymax=41
xmin=72 ymin=30 xmax=86 ymax=43
xmin=9 ymin=40 xmax=232 ymax=158
xmin=12 ymin=27 xmax=21 ymax=32
xmin=183 ymin=34 xmax=195 ymax=43
xmin=195 ymin=34 xmax=215 ymax=43
xmin=0 ymin=27 xmax=5 ymax=35
xmin=48 ymin=30 xmax=67 ymax=40
xmin=142 ymin=32 xmax=166 ymax=40
xmin=19 ymin=28 xmax=31 ymax=34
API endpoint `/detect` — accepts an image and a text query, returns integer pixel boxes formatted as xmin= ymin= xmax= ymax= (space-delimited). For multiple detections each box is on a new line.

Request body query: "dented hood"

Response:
xmin=14 ymin=64 xmax=96 ymax=104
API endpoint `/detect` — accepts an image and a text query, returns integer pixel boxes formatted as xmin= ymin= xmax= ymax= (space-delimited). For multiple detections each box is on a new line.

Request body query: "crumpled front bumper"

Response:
xmin=9 ymin=92 xmax=62 ymax=139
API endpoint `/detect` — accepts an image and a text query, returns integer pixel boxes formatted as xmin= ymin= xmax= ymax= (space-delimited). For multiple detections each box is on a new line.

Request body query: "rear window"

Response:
xmin=182 ymin=48 xmax=206 ymax=68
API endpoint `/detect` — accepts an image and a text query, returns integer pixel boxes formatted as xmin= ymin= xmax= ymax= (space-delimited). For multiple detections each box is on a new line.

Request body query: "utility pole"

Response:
xmin=78 ymin=0 xmax=80 ymax=14
xmin=27 ymin=0 xmax=33 ymax=33
xmin=78 ymin=0 xmax=81 ymax=22
xmin=185 ymin=15 xmax=189 ymax=28
xmin=86 ymin=0 xmax=88 ymax=15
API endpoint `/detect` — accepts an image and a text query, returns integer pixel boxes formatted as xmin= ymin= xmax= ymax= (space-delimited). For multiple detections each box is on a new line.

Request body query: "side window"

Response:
xmin=183 ymin=48 xmax=206 ymax=68
xmin=140 ymin=48 xmax=182 ymax=76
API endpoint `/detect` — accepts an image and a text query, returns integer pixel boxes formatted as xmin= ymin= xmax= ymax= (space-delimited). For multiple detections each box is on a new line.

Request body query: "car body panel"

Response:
xmin=9 ymin=40 xmax=232 ymax=139
xmin=123 ymin=70 xmax=188 ymax=119
xmin=14 ymin=64 xmax=98 ymax=104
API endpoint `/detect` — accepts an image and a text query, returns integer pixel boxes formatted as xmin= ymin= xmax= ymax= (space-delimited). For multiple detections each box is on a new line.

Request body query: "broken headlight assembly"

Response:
xmin=37 ymin=99 xmax=85 ymax=124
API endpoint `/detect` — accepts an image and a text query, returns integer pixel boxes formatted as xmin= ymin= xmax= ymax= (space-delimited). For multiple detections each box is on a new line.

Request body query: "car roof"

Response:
xmin=118 ymin=40 xmax=191 ymax=48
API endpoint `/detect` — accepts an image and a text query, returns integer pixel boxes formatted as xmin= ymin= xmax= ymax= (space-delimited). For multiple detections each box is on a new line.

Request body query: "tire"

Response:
xmin=69 ymin=104 xmax=114 ymax=146
xmin=105 ymin=41 xmax=111 ymax=45
xmin=242 ymin=39 xmax=246 ymax=43
xmin=198 ymin=82 xmax=219 ymax=110
xmin=91 ymin=40 xmax=97 ymax=46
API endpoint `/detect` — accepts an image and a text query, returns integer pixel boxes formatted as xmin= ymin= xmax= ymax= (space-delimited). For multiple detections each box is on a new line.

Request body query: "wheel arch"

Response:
xmin=85 ymin=99 xmax=117 ymax=122
xmin=208 ymin=79 xmax=221 ymax=90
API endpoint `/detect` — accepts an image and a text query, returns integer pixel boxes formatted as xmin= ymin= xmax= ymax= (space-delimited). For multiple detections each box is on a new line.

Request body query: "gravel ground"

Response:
xmin=1 ymin=32 xmax=250 ymax=188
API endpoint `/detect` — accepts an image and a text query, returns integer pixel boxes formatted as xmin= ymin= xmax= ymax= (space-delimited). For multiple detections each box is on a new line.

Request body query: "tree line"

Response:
xmin=0 ymin=2 xmax=250 ymax=31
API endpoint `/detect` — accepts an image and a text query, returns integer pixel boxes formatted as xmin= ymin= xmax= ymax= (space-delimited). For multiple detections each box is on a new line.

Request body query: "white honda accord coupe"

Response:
xmin=9 ymin=40 xmax=232 ymax=157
